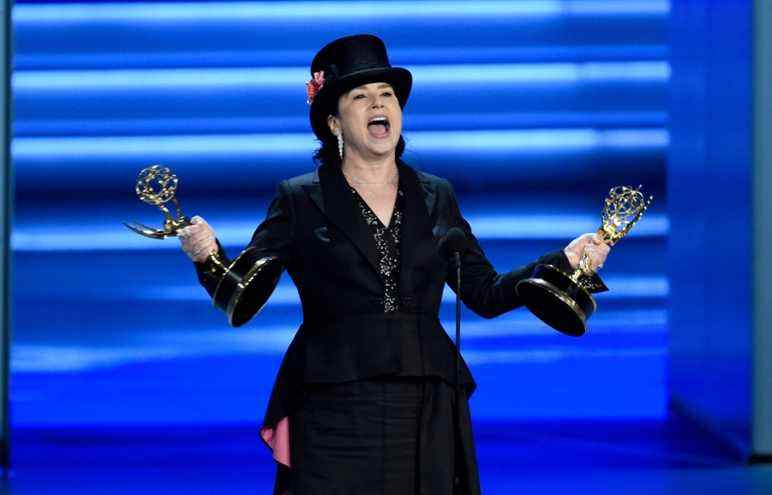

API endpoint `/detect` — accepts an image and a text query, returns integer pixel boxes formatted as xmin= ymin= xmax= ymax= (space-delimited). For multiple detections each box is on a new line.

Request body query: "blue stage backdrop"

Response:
xmin=10 ymin=1 xmax=668 ymax=427
xmin=668 ymin=0 xmax=753 ymax=458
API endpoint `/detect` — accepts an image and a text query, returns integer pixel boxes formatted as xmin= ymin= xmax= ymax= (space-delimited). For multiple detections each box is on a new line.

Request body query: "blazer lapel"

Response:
xmin=415 ymin=171 xmax=438 ymax=218
xmin=301 ymin=161 xmax=440 ymax=297
xmin=397 ymin=161 xmax=437 ymax=301
xmin=304 ymin=163 xmax=381 ymax=279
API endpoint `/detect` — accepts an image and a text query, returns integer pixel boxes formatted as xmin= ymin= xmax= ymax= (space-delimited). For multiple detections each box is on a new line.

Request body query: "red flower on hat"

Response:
xmin=306 ymin=71 xmax=325 ymax=105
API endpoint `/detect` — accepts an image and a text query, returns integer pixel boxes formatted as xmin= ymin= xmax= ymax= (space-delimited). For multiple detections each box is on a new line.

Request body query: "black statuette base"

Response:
xmin=515 ymin=264 xmax=602 ymax=337
xmin=212 ymin=247 xmax=283 ymax=327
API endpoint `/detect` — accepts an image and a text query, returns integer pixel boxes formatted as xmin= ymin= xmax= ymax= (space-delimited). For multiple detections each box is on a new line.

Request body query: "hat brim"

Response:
xmin=310 ymin=66 xmax=412 ymax=140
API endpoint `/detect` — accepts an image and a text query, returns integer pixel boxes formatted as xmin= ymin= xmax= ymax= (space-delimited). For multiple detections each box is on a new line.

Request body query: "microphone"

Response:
xmin=440 ymin=227 xmax=468 ymax=462
xmin=439 ymin=226 xmax=470 ymax=257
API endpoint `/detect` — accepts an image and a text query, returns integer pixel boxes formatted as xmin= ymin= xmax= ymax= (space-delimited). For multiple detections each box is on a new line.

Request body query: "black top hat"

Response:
xmin=307 ymin=34 xmax=412 ymax=141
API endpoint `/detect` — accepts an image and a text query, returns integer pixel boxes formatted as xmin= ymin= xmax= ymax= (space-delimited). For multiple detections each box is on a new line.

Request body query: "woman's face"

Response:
xmin=328 ymin=82 xmax=403 ymax=160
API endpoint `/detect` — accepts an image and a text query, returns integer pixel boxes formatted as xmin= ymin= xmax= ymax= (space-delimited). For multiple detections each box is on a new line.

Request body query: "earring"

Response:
xmin=336 ymin=132 xmax=344 ymax=160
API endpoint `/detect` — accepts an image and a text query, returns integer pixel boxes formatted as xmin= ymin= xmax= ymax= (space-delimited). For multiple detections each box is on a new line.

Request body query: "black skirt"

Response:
xmin=284 ymin=375 xmax=481 ymax=495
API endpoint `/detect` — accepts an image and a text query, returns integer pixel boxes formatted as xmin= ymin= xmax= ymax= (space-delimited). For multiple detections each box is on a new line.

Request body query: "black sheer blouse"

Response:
xmin=348 ymin=184 xmax=404 ymax=313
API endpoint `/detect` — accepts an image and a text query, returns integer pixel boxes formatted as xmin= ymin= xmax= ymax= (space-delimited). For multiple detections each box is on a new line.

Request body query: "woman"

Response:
xmin=179 ymin=34 xmax=610 ymax=495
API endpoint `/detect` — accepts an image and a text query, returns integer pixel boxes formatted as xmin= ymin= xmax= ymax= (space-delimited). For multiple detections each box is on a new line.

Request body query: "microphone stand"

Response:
xmin=454 ymin=250 xmax=461 ymax=408
xmin=440 ymin=226 xmax=468 ymax=490
xmin=453 ymin=250 xmax=462 ymax=489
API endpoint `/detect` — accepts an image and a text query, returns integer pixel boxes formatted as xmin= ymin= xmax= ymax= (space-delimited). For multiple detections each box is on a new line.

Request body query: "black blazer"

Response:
xmin=193 ymin=160 xmax=574 ymax=436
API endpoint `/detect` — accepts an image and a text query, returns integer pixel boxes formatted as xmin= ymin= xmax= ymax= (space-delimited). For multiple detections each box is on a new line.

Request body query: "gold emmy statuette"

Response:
xmin=124 ymin=165 xmax=282 ymax=327
xmin=515 ymin=185 xmax=654 ymax=337
xmin=123 ymin=164 xmax=198 ymax=239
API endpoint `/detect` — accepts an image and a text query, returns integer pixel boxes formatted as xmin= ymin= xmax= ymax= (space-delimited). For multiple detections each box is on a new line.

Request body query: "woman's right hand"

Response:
xmin=179 ymin=215 xmax=218 ymax=263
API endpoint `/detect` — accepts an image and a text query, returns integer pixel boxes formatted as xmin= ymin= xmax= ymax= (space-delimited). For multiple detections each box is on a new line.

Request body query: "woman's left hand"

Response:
xmin=563 ymin=232 xmax=611 ymax=273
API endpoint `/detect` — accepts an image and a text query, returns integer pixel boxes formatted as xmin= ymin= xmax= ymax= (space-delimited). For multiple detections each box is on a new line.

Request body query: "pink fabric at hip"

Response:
xmin=260 ymin=416 xmax=291 ymax=467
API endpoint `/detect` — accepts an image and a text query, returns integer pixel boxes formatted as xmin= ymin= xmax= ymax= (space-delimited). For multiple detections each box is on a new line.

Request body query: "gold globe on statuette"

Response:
xmin=124 ymin=165 xmax=196 ymax=239
xmin=123 ymin=165 xmax=282 ymax=327
xmin=515 ymin=185 xmax=654 ymax=337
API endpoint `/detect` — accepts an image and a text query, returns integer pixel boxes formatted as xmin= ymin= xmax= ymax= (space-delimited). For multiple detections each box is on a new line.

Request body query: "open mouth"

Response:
xmin=367 ymin=116 xmax=391 ymax=139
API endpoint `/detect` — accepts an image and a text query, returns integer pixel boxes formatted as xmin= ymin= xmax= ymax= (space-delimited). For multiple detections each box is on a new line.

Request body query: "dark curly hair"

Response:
xmin=312 ymin=111 xmax=407 ymax=167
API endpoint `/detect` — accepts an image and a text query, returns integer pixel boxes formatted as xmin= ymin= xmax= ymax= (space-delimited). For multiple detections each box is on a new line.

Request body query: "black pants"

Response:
xmin=289 ymin=376 xmax=425 ymax=495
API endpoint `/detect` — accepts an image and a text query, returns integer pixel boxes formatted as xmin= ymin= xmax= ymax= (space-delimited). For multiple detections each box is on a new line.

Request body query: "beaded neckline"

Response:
xmin=348 ymin=184 xmax=404 ymax=312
